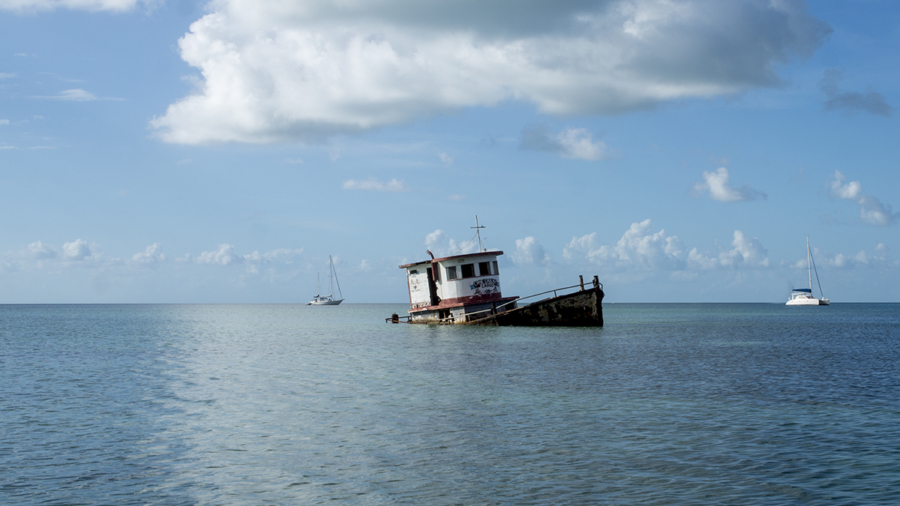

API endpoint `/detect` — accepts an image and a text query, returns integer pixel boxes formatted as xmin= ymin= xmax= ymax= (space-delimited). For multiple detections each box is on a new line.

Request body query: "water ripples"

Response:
xmin=1 ymin=303 xmax=898 ymax=504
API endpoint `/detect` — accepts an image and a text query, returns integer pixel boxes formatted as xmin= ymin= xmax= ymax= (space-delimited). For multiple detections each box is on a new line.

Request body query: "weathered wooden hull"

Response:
xmin=464 ymin=287 xmax=603 ymax=327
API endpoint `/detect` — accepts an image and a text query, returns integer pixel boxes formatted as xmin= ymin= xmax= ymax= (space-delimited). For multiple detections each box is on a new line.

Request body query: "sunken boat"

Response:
xmin=387 ymin=220 xmax=604 ymax=327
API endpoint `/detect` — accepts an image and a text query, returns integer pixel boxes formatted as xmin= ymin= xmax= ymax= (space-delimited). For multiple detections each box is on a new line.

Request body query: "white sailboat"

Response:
xmin=786 ymin=237 xmax=829 ymax=306
xmin=309 ymin=255 xmax=344 ymax=305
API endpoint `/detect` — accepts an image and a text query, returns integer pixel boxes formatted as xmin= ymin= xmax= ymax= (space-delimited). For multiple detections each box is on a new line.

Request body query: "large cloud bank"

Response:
xmin=151 ymin=0 xmax=830 ymax=144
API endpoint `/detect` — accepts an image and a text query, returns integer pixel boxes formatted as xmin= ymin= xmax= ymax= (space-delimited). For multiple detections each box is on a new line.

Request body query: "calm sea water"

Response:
xmin=1 ymin=303 xmax=898 ymax=505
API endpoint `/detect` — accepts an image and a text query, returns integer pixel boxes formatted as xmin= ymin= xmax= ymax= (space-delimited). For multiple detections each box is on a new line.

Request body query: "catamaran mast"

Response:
xmin=806 ymin=236 xmax=812 ymax=292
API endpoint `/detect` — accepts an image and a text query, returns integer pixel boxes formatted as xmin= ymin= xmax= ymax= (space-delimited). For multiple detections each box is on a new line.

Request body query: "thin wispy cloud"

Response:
xmin=520 ymin=126 xmax=608 ymax=161
xmin=29 ymin=88 xmax=123 ymax=102
xmin=692 ymin=168 xmax=766 ymax=202
xmin=829 ymin=170 xmax=898 ymax=226
xmin=438 ymin=152 xmax=454 ymax=166
xmin=0 ymin=0 xmax=148 ymax=12
xmin=342 ymin=178 xmax=409 ymax=192
xmin=819 ymin=69 xmax=892 ymax=117
xmin=0 ymin=119 xmax=9 ymax=126
xmin=32 ymin=89 xmax=97 ymax=101
xmin=151 ymin=0 xmax=829 ymax=144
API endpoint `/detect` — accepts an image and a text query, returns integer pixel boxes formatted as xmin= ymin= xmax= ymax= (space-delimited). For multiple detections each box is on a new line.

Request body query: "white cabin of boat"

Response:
xmin=399 ymin=251 xmax=518 ymax=323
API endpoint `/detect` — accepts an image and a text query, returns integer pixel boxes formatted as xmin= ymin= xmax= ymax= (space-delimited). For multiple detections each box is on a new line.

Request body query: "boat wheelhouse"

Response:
xmin=400 ymin=250 xmax=519 ymax=323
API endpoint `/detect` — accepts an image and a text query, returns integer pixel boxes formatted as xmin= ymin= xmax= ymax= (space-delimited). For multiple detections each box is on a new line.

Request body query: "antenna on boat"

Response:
xmin=471 ymin=215 xmax=486 ymax=252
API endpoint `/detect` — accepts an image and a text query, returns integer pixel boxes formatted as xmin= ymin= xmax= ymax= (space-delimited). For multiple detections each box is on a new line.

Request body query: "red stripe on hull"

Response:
xmin=409 ymin=294 xmax=516 ymax=313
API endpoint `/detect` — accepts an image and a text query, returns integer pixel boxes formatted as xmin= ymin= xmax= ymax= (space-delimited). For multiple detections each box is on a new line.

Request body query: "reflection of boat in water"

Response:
xmin=787 ymin=237 xmax=829 ymax=306
xmin=386 ymin=218 xmax=604 ymax=326
xmin=309 ymin=256 xmax=344 ymax=305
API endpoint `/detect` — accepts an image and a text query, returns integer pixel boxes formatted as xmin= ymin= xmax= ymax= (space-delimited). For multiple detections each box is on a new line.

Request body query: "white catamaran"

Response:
xmin=786 ymin=237 xmax=829 ymax=306
xmin=309 ymin=255 xmax=344 ymax=305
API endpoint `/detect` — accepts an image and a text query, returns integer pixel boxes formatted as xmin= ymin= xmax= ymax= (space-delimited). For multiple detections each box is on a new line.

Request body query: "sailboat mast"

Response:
xmin=328 ymin=256 xmax=333 ymax=297
xmin=331 ymin=255 xmax=343 ymax=300
xmin=806 ymin=236 xmax=812 ymax=291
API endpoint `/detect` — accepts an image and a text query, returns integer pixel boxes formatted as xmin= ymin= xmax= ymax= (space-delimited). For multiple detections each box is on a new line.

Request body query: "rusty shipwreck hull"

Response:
xmin=465 ymin=286 xmax=603 ymax=327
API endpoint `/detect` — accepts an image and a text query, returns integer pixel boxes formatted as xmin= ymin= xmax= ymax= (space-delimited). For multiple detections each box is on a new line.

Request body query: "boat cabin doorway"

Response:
xmin=427 ymin=267 xmax=440 ymax=306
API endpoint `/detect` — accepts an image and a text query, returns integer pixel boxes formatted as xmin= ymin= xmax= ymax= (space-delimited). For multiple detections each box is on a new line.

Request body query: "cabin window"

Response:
xmin=493 ymin=261 xmax=499 ymax=275
xmin=409 ymin=269 xmax=418 ymax=276
xmin=461 ymin=264 xmax=475 ymax=278
xmin=478 ymin=262 xmax=491 ymax=276
xmin=447 ymin=266 xmax=458 ymax=280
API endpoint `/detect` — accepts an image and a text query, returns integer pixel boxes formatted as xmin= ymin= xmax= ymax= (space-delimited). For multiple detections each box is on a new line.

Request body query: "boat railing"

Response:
xmin=385 ymin=313 xmax=411 ymax=324
xmin=437 ymin=275 xmax=602 ymax=324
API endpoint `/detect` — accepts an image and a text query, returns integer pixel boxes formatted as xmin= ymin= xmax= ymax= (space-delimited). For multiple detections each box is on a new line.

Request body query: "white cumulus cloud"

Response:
xmin=190 ymin=244 xmax=304 ymax=270
xmin=151 ymin=0 xmax=829 ymax=144
xmin=195 ymin=244 xmax=241 ymax=265
xmin=131 ymin=243 xmax=166 ymax=264
xmin=829 ymin=170 xmax=898 ymax=226
xmin=520 ymin=126 xmax=608 ymax=160
xmin=26 ymin=240 xmax=57 ymax=259
xmin=565 ymin=220 xmax=769 ymax=271
xmin=62 ymin=239 xmax=93 ymax=261
xmin=692 ymin=167 xmax=766 ymax=202
xmin=511 ymin=236 xmax=551 ymax=266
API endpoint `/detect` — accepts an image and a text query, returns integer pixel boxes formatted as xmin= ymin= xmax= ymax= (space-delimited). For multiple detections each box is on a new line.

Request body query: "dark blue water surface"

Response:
xmin=1 ymin=303 xmax=898 ymax=505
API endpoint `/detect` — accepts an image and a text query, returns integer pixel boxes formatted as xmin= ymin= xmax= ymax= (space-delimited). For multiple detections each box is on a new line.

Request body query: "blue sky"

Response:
xmin=1 ymin=0 xmax=898 ymax=303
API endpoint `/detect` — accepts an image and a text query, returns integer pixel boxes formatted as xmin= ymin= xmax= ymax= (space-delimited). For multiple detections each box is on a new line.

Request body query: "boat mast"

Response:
xmin=330 ymin=255 xmax=343 ymax=300
xmin=806 ymin=236 xmax=812 ymax=291
xmin=809 ymin=239 xmax=825 ymax=300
